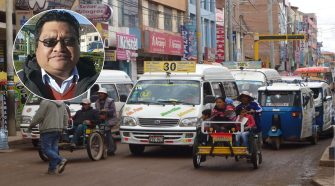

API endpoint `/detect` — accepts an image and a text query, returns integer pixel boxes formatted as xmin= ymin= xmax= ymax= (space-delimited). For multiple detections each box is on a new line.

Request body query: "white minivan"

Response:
xmin=120 ymin=63 xmax=239 ymax=155
xmin=231 ymin=68 xmax=282 ymax=99
xmin=20 ymin=70 xmax=133 ymax=146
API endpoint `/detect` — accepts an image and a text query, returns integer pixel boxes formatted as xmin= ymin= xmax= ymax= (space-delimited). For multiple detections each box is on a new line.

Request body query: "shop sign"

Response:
xmin=145 ymin=30 xmax=183 ymax=56
xmin=116 ymin=33 xmax=138 ymax=50
xmin=75 ymin=4 xmax=112 ymax=22
xmin=116 ymin=49 xmax=137 ymax=61
xmin=216 ymin=25 xmax=225 ymax=62
xmin=15 ymin=10 xmax=33 ymax=32
xmin=15 ymin=0 xmax=75 ymax=12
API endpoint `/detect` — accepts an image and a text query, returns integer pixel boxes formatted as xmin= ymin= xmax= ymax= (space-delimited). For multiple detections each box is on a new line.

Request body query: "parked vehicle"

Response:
xmin=230 ymin=68 xmax=281 ymax=99
xmin=294 ymin=67 xmax=334 ymax=90
xmin=305 ymin=81 xmax=333 ymax=134
xmin=20 ymin=70 xmax=133 ymax=146
xmin=258 ymin=83 xmax=318 ymax=150
xmin=120 ymin=62 xmax=239 ymax=155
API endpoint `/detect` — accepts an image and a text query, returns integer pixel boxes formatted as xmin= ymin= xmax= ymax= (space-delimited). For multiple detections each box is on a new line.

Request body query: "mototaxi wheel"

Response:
xmin=251 ymin=151 xmax=260 ymax=169
xmin=87 ymin=132 xmax=104 ymax=161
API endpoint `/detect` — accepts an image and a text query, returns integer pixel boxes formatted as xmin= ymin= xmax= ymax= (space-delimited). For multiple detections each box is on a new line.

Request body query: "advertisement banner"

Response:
xmin=15 ymin=0 xmax=75 ymax=12
xmin=145 ymin=30 xmax=183 ymax=56
xmin=15 ymin=10 xmax=33 ymax=32
xmin=105 ymin=50 xmax=116 ymax=61
xmin=181 ymin=24 xmax=197 ymax=60
xmin=116 ymin=33 xmax=138 ymax=50
xmin=75 ymin=4 xmax=112 ymax=22
xmin=216 ymin=25 xmax=225 ymax=62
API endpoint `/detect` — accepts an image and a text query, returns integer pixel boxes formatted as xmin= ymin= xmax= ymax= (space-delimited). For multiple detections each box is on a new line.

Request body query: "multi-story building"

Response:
xmin=304 ymin=13 xmax=318 ymax=67
xmin=240 ymin=0 xmax=288 ymax=69
xmin=188 ymin=0 xmax=216 ymax=62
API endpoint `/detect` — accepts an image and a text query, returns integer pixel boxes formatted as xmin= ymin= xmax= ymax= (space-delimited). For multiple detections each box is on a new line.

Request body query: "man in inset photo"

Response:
xmin=16 ymin=10 xmax=103 ymax=100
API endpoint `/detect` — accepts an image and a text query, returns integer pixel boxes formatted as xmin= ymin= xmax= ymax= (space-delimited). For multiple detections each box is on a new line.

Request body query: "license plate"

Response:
xmin=149 ymin=136 xmax=164 ymax=143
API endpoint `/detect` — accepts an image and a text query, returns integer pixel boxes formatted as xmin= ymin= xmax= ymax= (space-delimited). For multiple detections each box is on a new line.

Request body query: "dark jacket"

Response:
xmin=72 ymin=107 xmax=99 ymax=127
xmin=95 ymin=98 xmax=117 ymax=127
xmin=17 ymin=56 xmax=99 ymax=100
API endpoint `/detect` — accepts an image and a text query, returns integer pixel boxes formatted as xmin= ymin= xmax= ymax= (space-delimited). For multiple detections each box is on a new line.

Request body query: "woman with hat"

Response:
xmin=235 ymin=91 xmax=262 ymax=133
xmin=95 ymin=87 xmax=117 ymax=155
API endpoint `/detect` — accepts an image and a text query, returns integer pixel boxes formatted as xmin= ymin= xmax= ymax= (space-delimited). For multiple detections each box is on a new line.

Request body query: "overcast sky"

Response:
xmin=289 ymin=0 xmax=335 ymax=52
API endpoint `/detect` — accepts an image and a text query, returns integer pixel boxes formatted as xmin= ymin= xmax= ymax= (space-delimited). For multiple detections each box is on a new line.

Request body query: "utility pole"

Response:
xmin=228 ymin=0 xmax=233 ymax=61
xmin=6 ymin=0 xmax=16 ymax=136
xmin=268 ymin=0 xmax=275 ymax=68
xmin=224 ymin=0 xmax=229 ymax=61
xmin=196 ymin=0 xmax=202 ymax=64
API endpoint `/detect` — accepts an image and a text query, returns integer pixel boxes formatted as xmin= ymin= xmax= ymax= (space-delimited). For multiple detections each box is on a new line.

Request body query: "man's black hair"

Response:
xmin=35 ymin=10 xmax=80 ymax=45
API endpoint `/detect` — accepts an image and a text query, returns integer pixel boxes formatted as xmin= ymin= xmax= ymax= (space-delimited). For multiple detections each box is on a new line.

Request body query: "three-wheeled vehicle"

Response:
xmin=38 ymin=122 xmax=111 ymax=161
xmin=258 ymin=83 xmax=318 ymax=150
xmin=305 ymin=81 xmax=333 ymax=135
xmin=192 ymin=120 xmax=262 ymax=169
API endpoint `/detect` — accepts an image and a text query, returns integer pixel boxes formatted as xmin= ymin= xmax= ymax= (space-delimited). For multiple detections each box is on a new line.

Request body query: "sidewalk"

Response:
xmin=312 ymin=127 xmax=335 ymax=186
xmin=0 ymin=131 xmax=31 ymax=152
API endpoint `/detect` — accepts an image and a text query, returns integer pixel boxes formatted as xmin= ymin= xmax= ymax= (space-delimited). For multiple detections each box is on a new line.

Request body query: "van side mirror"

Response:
xmin=204 ymin=95 xmax=216 ymax=104
xmin=120 ymin=95 xmax=128 ymax=102
xmin=324 ymin=96 xmax=332 ymax=101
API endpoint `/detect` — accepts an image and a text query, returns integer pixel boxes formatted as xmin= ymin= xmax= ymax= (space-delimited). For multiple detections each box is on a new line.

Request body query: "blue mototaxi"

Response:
xmin=258 ymin=83 xmax=318 ymax=150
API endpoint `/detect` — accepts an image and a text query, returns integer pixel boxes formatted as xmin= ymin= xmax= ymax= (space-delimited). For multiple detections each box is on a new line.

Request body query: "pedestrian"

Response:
xmin=28 ymin=100 xmax=69 ymax=175
xmin=95 ymin=87 xmax=117 ymax=155
xmin=17 ymin=10 xmax=99 ymax=100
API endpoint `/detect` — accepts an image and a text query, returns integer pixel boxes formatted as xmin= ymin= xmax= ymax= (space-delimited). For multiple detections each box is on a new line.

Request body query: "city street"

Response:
xmin=0 ymin=137 xmax=332 ymax=186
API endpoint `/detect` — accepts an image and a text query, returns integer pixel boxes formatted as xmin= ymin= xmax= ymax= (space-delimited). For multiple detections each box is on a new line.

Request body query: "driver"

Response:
xmin=70 ymin=98 xmax=99 ymax=147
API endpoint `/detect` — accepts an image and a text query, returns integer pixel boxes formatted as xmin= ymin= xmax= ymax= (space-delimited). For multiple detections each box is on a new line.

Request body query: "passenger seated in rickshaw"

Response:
xmin=235 ymin=109 xmax=256 ymax=151
xmin=71 ymin=99 xmax=99 ymax=147
xmin=210 ymin=97 xmax=236 ymax=132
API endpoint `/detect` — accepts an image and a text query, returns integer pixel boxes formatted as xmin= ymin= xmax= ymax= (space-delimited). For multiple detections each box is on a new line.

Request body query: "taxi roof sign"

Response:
xmin=221 ymin=61 xmax=262 ymax=69
xmin=144 ymin=61 xmax=196 ymax=73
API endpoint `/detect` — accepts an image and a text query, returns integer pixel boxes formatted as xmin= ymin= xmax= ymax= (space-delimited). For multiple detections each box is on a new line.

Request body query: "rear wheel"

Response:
xmin=251 ymin=152 xmax=260 ymax=169
xmin=129 ymin=144 xmax=145 ymax=156
xmin=310 ymin=132 xmax=319 ymax=145
xmin=87 ymin=132 xmax=104 ymax=161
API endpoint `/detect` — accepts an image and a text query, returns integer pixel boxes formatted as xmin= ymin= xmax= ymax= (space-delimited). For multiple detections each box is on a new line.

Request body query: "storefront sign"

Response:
xmin=144 ymin=30 xmax=183 ymax=56
xmin=75 ymin=4 xmax=112 ymax=22
xmin=216 ymin=25 xmax=225 ymax=62
xmin=15 ymin=10 xmax=33 ymax=32
xmin=181 ymin=24 xmax=197 ymax=60
xmin=15 ymin=0 xmax=75 ymax=12
xmin=144 ymin=61 xmax=196 ymax=73
xmin=116 ymin=33 xmax=138 ymax=50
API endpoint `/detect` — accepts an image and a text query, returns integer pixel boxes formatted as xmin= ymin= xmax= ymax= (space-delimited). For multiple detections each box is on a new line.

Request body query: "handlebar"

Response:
xmin=200 ymin=120 xmax=247 ymax=134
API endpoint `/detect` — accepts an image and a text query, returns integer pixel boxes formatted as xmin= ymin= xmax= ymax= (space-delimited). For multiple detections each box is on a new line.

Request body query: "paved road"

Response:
xmin=0 ymin=137 xmax=332 ymax=186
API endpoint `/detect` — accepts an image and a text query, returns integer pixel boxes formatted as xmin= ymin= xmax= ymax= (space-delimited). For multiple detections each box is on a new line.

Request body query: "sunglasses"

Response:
xmin=38 ymin=37 xmax=78 ymax=47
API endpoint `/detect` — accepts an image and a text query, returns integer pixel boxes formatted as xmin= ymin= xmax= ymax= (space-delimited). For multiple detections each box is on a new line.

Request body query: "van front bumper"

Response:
xmin=120 ymin=128 xmax=196 ymax=145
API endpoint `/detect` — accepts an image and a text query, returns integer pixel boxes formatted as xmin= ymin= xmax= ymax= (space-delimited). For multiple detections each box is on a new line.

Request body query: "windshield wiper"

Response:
xmin=127 ymin=100 xmax=157 ymax=105
xmin=157 ymin=100 xmax=196 ymax=106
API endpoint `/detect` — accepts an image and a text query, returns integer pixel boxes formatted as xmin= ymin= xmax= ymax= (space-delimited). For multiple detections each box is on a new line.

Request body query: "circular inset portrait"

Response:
xmin=13 ymin=9 xmax=104 ymax=100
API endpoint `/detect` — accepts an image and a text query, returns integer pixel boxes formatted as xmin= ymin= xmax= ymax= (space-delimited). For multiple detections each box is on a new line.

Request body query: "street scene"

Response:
xmin=0 ymin=0 xmax=335 ymax=186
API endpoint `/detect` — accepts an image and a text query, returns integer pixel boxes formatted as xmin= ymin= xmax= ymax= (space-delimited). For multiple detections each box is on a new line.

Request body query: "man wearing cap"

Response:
xmin=71 ymin=98 xmax=99 ymax=147
xmin=95 ymin=87 xmax=117 ymax=155
xmin=236 ymin=91 xmax=262 ymax=133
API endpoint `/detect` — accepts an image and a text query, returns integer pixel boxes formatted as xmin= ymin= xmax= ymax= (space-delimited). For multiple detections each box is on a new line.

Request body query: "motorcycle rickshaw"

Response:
xmin=258 ymin=83 xmax=319 ymax=150
xmin=38 ymin=122 xmax=112 ymax=161
xmin=192 ymin=120 xmax=262 ymax=169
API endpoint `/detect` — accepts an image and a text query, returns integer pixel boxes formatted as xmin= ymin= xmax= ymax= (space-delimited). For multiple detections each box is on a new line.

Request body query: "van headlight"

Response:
xmin=121 ymin=116 xmax=137 ymax=126
xmin=21 ymin=116 xmax=32 ymax=124
xmin=180 ymin=117 xmax=199 ymax=127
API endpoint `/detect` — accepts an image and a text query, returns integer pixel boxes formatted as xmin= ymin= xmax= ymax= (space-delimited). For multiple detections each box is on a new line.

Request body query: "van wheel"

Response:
xmin=129 ymin=144 xmax=145 ymax=156
xmin=310 ymin=132 xmax=319 ymax=145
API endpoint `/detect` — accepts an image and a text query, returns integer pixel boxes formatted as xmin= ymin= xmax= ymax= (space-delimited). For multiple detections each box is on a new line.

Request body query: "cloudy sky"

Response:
xmin=289 ymin=0 xmax=335 ymax=52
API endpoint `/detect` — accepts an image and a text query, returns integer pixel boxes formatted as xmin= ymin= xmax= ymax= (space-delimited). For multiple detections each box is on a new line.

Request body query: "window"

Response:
xmin=101 ymin=84 xmax=119 ymax=101
xmin=176 ymin=11 xmax=181 ymax=32
xmin=116 ymin=84 xmax=133 ymax=101
xmin=190 ymin=0 xmax=195 ymax=4
xmin=203 ymin=82 xmax=213 ymax=97
xmin=88 ymin=36 xmax=92 ymax=41
xmin=94 ymin=36 xmax=99 ymax=41
xmin=164 ymin=7 xmax=172 ymax=31
xmin=149 ymin=3 xmax=158 ymax=28
xmin=118 ymin=0 xmax=139 ymax=27
xmin=222 ymin=82 xmax=239 ymax=99
xmin=211 ymin=82 xmax=224 ymax=97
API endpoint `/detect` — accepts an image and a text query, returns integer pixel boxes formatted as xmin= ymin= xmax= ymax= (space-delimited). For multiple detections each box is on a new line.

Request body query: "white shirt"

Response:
xmin=41 ymin=67 xmax=79 ymax=94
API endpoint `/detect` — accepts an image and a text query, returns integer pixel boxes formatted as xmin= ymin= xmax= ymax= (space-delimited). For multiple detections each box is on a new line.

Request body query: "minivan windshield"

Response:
xmin=127 ymin=80 xmax=201 ymax=105
xmin=259 ymin=91 xmax=301 ymax=107
xmin=236 ymin=80 xmax=263 ymax=98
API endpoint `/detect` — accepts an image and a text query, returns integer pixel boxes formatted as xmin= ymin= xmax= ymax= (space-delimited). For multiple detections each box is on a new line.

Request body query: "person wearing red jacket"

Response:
xmin=235 ymin=109 xmax=256 ymax=151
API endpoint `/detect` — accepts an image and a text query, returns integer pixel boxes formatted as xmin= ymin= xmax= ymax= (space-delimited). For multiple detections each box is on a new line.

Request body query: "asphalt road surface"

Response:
xmin=0 ymin=137 xmax=332 ymax=186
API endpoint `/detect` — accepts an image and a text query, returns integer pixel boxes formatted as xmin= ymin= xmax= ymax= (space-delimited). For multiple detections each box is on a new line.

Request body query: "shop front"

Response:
xmin=137 ymin=30 xmax=183 ymax=74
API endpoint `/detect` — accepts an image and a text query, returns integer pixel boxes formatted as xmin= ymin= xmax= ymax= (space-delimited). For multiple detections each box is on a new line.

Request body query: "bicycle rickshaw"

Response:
xmin=38 ymin=122 xmax=113 ymax=161
xmin=192 ymin=120 xmax=262 ymax=169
